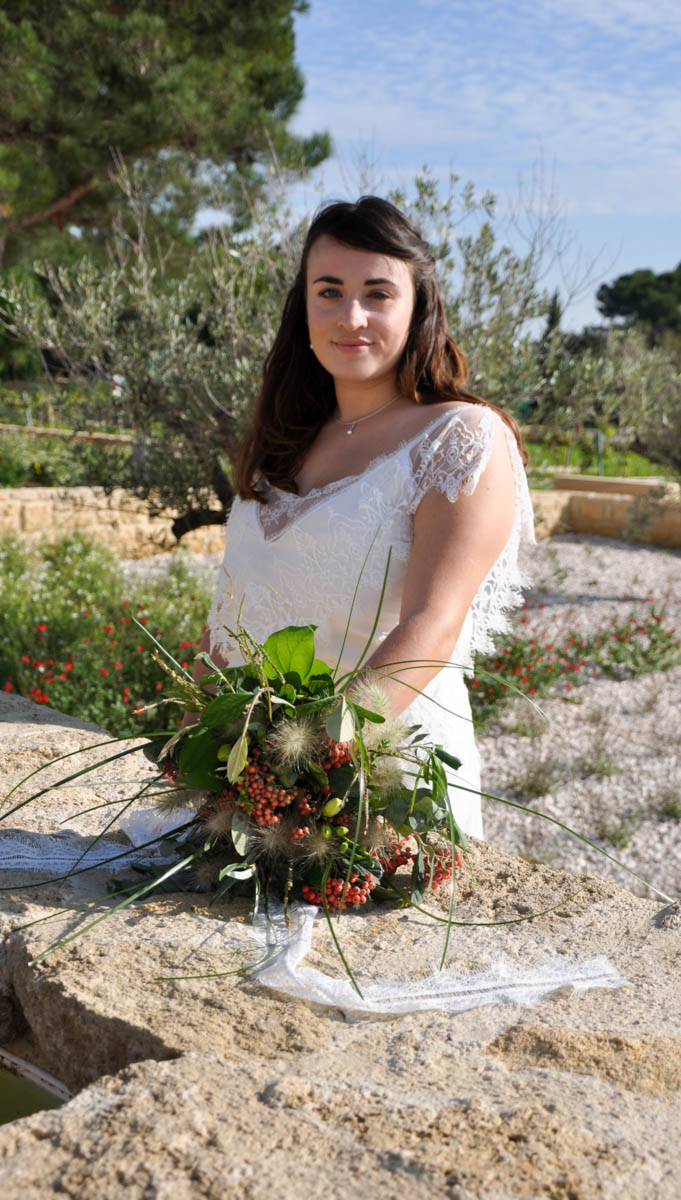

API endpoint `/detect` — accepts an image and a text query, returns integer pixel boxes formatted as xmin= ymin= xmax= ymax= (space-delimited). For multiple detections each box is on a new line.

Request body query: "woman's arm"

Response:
xmin=350 ymin=420 xmax=517 ymax=718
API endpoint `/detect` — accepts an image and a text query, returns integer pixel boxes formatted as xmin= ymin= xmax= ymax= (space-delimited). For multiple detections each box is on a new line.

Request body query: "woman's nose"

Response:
xmin=337 ymin=297 xmax=368 ymax=330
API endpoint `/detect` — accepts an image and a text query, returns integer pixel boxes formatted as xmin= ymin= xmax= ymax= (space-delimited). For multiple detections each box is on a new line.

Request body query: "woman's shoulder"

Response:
xmin=413 ymin=398 xmax=500 ymax=446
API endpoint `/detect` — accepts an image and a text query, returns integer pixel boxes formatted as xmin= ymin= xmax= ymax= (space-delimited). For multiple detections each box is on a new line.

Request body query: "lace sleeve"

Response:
xmin=411 ymin=405 xmax=536 ymax=661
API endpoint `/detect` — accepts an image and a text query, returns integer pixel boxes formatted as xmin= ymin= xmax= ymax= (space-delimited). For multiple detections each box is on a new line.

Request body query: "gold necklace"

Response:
xmin=334 ymin=395 xmax=400 ymax=436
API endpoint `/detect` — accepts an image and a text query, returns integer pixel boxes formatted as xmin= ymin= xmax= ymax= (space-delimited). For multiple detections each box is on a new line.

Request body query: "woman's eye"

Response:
xmin=319 ymin=287 xmax=341 ymax=298
xmin=369 ymin=290 xmax=390 ymax=300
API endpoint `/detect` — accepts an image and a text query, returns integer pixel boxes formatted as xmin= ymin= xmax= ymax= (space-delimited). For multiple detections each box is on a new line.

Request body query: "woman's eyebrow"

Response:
xmin=311 ymin=274 xmax=398 ymax=286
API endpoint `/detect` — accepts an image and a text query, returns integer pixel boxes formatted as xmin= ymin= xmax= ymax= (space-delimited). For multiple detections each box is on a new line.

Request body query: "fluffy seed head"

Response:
xmin=296 ymin=827 xmax=335 ymax=863
xmin=154 ymin=788 xmax=197 ymax=815
xmin=251 ymin=818 xmax=297 ymax=859
xmin=202 ymin=805 xmax=234 ymax=837
xmin=267 ymin=715 xmax=325 ymax=770
xmin=370 ymin=757 xmax=406 ymax=791
xmin=352 ymin=677 xmax=392 ymax=720
xmin=192 ymin=860 xmax=222 ymax=891
xmin=358 ymin=815 xmax=394 ymax=856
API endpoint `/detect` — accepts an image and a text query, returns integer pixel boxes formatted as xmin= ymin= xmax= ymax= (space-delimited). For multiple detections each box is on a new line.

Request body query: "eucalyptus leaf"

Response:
xmin=230 ymin=806 xmax=254 ymax=856
xmin=177 ymin=727 xmax=221 ymax=790
xmin=348 ymin=702 xmax=386 ymax=725
xmin=410 ymin=847 xmax=426 ymax=905
xmin=325 ymin=697 xmax=355 ymax=743
xmin=227 ymin=734 xmax=249 ymax=783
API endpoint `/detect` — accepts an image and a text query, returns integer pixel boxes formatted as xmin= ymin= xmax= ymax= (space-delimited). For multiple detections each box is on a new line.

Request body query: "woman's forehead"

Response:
xmin=306 ymin=235 xmax=412 ymax=285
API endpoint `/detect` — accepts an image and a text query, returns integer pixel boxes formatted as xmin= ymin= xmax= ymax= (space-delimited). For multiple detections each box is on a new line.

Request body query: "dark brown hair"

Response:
xmin=237 ymin=195 xmax=526 ymax=500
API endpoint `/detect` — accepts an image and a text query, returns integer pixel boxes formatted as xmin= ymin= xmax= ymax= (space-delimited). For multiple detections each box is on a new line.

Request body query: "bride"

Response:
xmin=198 ymin=196 xmax=534 ymax=839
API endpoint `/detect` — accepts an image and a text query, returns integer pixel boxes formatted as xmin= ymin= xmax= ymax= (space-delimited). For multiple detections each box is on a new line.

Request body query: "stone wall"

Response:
xmin=532 ymin=483 xmax=681 ymax=548
xmin=1 ymin=481 xmax=680 ymax=556
xmin=0 ymin=486 xmax=225 ymax=556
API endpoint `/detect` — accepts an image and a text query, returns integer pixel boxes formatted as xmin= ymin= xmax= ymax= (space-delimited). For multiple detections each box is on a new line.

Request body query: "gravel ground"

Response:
xmin=480 ymin=534 xmax=681 ymax=903
xmin=123 ymin=533 xmax=681 ymax=903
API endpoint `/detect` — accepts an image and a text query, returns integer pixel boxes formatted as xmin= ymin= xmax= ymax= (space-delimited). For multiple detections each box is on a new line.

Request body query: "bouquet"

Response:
xmin=145 ymin=617 xmax=467 ymax=925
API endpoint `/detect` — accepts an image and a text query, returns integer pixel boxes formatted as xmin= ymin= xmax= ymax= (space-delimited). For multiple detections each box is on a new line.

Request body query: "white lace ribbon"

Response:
xmin=247 ymin=902 xmax=627 ymax=1015
xmin=0 ymin=812 xmax=627 ymax=1015
xmin=0 ymin=809 xmax=192 ymax=875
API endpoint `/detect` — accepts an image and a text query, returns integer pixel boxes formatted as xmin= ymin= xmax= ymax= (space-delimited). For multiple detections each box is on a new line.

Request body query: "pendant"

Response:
xmin=346 ymin=425 xmax=355 ymax=435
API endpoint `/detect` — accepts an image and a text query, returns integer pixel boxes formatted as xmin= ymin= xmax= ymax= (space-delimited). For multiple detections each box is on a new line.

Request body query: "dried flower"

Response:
xmin=203 ymin=805 xmax=234 ymax=837
xmin=369 ymin=758 xmax=406 ymax=791
xmin=192 ymin=860 xmax=222 ymax=891
xmin=154 ymin=787 xmax=201 ymax=815
xmin=267 ymin=714 xmax=325 ymax=770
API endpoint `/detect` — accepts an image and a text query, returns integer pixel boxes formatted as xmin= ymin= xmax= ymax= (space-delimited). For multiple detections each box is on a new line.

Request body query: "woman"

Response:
xmin=201 ymin=196 xmax=534 ymax=839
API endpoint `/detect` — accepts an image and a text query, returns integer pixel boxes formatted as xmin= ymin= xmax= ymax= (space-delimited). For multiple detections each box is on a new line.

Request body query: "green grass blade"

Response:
xmin=0 ymin=743 xmax=148 ymax=823
xmin=29 ymin=848 xmax=203 ymax=965
xmin=332 ymin=527 xmax=382 ymax=682
xmin=446 ymin=780 xmax=675 ymax=905
xmin=1 ymin=736 xmax=146 ymax=810
xmin=386 ymin=880 xmax=589 ymax=927
xmin=348 ymin=547 xmax=393 ymax=677
xmin=320 ymin=860 xmax=363 ymax=998
xmin=132 ymin=615 xmax=193 ymax=679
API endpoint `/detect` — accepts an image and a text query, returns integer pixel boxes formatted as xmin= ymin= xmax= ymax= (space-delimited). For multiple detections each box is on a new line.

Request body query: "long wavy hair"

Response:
xmin=237 ymin=195 xmax=526 ymax=501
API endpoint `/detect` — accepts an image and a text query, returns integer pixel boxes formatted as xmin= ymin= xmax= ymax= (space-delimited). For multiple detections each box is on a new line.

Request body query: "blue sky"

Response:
xmin=289 ymin=0 xmax=681 ymax=331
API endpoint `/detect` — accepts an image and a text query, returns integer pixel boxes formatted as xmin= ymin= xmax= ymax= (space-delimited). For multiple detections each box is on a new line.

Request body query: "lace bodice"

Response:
xmin=207 ymin=404 xmax=535 ymax=676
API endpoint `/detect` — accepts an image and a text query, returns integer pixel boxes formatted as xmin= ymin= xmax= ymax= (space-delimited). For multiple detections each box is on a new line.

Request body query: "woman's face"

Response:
xmin=305 ymin=235 xmax=415 ymax=389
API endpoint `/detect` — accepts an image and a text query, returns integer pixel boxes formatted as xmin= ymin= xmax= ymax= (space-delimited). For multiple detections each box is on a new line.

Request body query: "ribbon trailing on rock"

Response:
xmin=0 ymin=810 xmax=628 ymax=1015
xmin=247 ymin=902 xmax=627 ymax=1015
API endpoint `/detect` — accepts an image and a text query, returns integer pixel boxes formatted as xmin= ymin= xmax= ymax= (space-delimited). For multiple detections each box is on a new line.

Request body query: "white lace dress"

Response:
xmin=207 ymin=403 xmax=535 ymax=838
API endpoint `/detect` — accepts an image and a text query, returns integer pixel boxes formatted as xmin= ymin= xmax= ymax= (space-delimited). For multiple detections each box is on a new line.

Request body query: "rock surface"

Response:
xmin=1 ymin=695 xmax=681 ymax=1198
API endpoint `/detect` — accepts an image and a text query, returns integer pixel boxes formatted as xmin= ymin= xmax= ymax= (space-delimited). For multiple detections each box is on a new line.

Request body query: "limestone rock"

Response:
xmin=1 ymin=695 xmax=681 ymax=1198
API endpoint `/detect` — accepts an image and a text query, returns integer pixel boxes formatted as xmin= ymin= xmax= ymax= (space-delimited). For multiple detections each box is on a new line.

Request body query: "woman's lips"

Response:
xmin=332 ymin=340 xmax=371 ymax=352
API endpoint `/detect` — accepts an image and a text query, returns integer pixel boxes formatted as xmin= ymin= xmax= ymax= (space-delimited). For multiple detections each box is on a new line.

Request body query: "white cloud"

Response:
xmin=293 ymin=0 xmax=680 ymax=218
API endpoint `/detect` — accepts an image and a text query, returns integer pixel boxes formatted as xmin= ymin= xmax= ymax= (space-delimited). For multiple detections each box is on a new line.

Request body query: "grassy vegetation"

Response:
xmin=0 ymin=534 xmax=213 ymax=736
xmin=526 ymin=438 xmax=671 ymax=486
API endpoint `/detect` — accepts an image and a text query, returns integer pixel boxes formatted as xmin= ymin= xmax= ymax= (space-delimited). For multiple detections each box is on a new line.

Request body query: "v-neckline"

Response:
xmin=273 ymin=405 xmax=473 ymax=501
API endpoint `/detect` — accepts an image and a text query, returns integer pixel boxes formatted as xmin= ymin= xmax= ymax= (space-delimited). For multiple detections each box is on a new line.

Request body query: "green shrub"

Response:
xmin=0 ymin=534 xmax=214 ymax=736
xmin=0 ymin=432 xmax=131 ymax=488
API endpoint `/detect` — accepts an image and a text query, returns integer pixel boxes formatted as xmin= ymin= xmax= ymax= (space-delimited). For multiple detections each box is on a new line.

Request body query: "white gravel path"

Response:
xmin=124 ymin=533 xmax=681 ymax=903
xmin=480 ymin=534 xmax=681 ymax=903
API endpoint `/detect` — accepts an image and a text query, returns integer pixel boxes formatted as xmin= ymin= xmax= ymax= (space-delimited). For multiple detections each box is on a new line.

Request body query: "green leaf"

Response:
xmin=199 ymin=692 xmax=252 ymax=728
xmin=295 ymin=697 xmax=335 ymax=717
xmin=227 ymin=734 xmax=249 ymax=784
xmin=262 ymin=625 xmax=317 ymax=682
xmin=433 ymin=746 xmax=463 ymax=771
xmin=348 ymin=702 xmax=386 ymax=726
xmin=230 ymin=806 xmax=253 ymax=857
xmin=383 ymin=789 xmax=414 ymax=831
xmin=325 ymin=697 xmax=355 ymax=743
xmin=310 ymin=657 xmax=332 ymax=677
xmin=177 ymin=728 xmax=221 ymax=790
xmin=410 ymin=847 xmax=426 ymax=905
